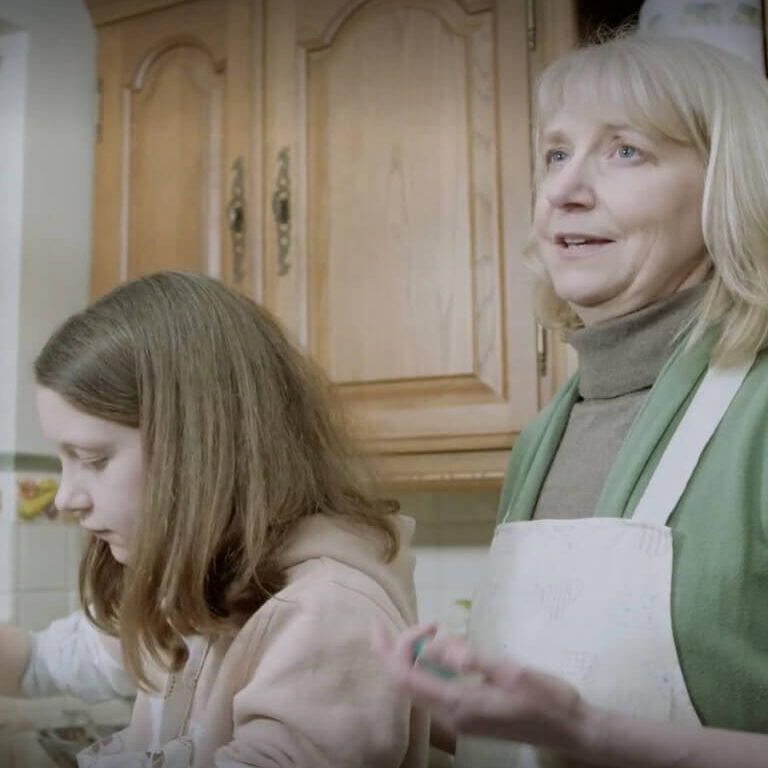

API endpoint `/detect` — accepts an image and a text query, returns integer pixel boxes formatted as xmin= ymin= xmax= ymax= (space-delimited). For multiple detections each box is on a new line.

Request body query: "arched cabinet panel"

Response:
xmin=263 ymin=0 xmax=539 ymax=452
xmin=89 ymin=0 xmax=255 ymax=298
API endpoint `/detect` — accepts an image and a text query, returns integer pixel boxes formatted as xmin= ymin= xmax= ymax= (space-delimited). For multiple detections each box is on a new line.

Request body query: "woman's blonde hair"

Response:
xmin=529 ymin=33 xmax=768 ymax=363
xmin=34 ymin=271 xmax=398 ymax=689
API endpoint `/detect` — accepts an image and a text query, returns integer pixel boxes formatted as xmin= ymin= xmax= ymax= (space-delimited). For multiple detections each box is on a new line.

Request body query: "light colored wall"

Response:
xmin=0 ymin=0 xmax=94 ymax=630
xmin=0 ymin=29 xmax=27 ymax=457
xmin=398 ymin=489 xmax=498 ymax=635
xmin=0 ymin=29 xmax=29 ymax=624
xmin=1 ymin=0 xmax=95 ymax=455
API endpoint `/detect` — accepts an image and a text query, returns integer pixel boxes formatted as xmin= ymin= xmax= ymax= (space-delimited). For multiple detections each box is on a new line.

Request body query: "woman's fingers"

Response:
xmin=418 ymin=636 xmax=476 ymax=674
xmin=372 ymin=623 xmax=588 ymax=752
xmin=370 ymin=622 xmax=438 ymax=680
xmin=371 ymin=622 xmax=470 ymax=711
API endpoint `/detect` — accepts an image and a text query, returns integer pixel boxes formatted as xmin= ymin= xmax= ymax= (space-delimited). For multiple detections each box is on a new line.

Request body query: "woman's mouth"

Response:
xmin=554 ymin=233 xmax=615 ymax=256
xmin=555 ymin=233 xmax=614 ymax=248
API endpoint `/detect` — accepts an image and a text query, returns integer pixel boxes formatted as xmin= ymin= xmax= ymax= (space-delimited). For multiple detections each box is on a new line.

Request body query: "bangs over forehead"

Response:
xmin=535 ymin=36 xmax=711 ymax=161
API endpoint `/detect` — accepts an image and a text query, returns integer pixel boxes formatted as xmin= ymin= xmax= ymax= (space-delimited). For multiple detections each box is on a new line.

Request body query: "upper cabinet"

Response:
xmin=261 ymin=0 xmax=538 ymax=459
xmin=87 ymin=0 xmax=257 ymax=297
xmin=85 ymin=0 xmax=580 ymax=487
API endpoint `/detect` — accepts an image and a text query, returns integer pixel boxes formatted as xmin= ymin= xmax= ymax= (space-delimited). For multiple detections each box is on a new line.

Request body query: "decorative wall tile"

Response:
xmin=16 ymin=476 xmax=60 ymax=521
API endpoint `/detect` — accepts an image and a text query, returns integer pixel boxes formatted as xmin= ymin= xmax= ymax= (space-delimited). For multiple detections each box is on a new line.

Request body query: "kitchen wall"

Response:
xmin=1 ymin=0 xmax=95 ymax=456
xmin=0 ymin=18 xmax=27 ymax=627
xmin=0 ymin=0 xmax=94 ymax=618
xmin=402 ymin=489 xmax=498 ymax=633
xmin=0 ymin=0 xmax=94 ymax=625
xmin=0 ymin=8 xmax=116 ymax=762
xmin=5 ymin=489 xmax=499 ymax=633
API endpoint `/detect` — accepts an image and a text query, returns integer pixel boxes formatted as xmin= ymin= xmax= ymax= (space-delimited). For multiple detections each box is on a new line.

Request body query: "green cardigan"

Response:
xmin=498 ymin=332 xmax=768 ymax=730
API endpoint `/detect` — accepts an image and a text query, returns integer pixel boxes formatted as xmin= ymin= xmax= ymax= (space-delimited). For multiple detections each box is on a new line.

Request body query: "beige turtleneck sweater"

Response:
xmin=533 ymin=284 xmax=708 ymax=520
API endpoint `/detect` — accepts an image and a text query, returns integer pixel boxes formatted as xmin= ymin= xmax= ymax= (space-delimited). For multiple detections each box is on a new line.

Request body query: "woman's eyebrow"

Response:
xmin=543 ymin=122 xmax=645 ymax=143
xmin=602 ymin=122 xmax=639 ymax=133
xmin=541 ymin=128 xmax=569 ymax=145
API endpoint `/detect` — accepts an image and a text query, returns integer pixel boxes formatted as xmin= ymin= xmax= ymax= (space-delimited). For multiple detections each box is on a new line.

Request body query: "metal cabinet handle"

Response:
xmin=272 ymin=147 xmax=291 ymax=276
xmin=227 ymin=157 xmax=246 ymax=284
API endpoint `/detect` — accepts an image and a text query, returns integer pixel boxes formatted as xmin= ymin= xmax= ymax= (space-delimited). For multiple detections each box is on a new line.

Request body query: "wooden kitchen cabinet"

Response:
xmin=84 ymin=0 xmax=585 ymax=488
xmin=85 ymin=0 xmax=259 ymax=298
xmin=262 ymin=0 xmax=541 ymax=465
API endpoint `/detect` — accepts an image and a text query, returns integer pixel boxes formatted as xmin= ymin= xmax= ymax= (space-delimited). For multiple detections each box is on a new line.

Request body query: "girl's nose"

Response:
xmin=54 ymin=476 xmax=92 ymax=519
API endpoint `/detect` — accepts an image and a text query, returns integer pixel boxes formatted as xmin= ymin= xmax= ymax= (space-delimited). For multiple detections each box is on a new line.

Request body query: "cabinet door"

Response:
xmin=91 ymin=0 xmax=256 ymax=298
xmin=263 ymin=0 xmax=539 ymax=452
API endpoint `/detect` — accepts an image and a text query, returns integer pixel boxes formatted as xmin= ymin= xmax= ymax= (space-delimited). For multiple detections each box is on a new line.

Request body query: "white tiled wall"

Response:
xmin=4 ymin=487 xmax=499 ymax=637
xmin=5 ymin=488 xmax=499 ymax=634
xmin=0 ymin=489 xmax=130 ymax=767
xmin=0 ymin=470 xmax=19 ymax=623
xmin=15 ymin=522 xmax=81 ymax=630
xmin=1 ymin=473 xmax=82 ymax=632
xmin=396 ymin=489 xmax=499 ymax=636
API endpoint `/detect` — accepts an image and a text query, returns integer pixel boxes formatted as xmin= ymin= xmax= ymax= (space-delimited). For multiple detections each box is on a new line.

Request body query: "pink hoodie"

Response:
xmin=24 ymin=515 xmax=429 ymax=768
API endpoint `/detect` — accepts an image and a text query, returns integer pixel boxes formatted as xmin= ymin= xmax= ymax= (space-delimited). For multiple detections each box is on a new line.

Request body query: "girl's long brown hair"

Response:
xmin=34 ymin=271 xmax=398 ymax=689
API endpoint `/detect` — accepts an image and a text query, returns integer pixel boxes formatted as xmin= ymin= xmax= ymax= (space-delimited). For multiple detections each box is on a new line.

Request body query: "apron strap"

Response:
xmin=631 ymin=356 xmax=755 ymax=527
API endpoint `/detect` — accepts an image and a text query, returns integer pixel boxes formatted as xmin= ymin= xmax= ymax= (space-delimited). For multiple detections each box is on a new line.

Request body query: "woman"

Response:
xmin=375 ymin=33 xmax=768 ymax=767
xmin=0 ymin=271 xmax=428 ymax=767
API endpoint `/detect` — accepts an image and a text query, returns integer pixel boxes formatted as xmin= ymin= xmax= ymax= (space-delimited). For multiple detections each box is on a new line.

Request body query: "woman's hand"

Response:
xmin=370 ymin=623 xmax=588 ymax=754
xmin=372 ymin=623 xmax=768 ymax=768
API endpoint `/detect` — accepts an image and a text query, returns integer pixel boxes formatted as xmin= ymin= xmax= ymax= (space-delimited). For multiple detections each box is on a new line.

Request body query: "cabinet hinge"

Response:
xmin=536 ymin=324 xmax=548 ymax=377
xmin=527 ymin=0 xmax=537 ymax=51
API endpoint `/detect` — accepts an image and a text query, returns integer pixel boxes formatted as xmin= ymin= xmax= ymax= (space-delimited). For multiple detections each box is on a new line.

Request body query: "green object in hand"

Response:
xmin=412 ymin=637 xmax=457 ymax=679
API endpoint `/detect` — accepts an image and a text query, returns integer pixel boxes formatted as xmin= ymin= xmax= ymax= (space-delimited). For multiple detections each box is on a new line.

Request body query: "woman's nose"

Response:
xmin=544 ymin=160 xmax=596 ymax=210
xmin=54 ymin=475 xmax=92 ymax=519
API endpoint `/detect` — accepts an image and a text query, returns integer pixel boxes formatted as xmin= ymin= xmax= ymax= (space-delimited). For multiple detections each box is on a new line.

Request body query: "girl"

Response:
xmin=1 ymin=271 xmax=428 ymax=767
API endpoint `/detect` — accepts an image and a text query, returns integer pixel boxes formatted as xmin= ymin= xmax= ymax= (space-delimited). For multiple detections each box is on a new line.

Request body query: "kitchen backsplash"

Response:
xmin=0 ymin=477 xmax=499 ymax=632
xmin=0 ymin=467 xmax=79 ymax=630
xmin=398 ymin=489 xmax=499 ymax=635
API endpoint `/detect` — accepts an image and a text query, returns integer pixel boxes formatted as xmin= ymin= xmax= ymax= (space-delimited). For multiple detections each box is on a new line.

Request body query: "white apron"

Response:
xmin=456 ymin=360 xmax=753 ymax=768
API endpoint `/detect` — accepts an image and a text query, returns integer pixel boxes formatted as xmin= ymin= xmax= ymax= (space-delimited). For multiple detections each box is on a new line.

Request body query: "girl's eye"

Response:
xmin=545 ymin=149 xmax=568 ymax=166
xmin=82 ymin=456 xmax=108 ymax=470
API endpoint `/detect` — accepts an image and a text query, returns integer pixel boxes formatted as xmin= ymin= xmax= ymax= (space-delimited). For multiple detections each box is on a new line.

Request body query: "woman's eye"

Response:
xmin=545 ymin=149 xmax=568 ymax=165
xmin=615 ymin=145 xmax=639 ymax=160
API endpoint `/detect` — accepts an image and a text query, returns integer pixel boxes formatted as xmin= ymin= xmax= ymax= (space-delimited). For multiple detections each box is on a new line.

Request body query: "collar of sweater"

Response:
xmin=566 ymin=283 xmax=710 ymax=400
